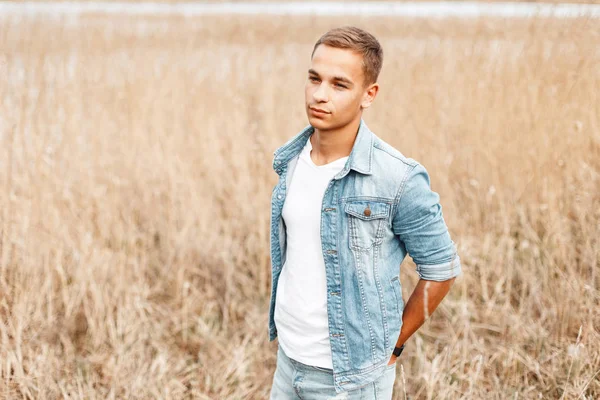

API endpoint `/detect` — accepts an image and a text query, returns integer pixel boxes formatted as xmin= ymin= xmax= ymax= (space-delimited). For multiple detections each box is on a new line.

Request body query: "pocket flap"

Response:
xmin=344 ymin=201 xmax=390 ymax=220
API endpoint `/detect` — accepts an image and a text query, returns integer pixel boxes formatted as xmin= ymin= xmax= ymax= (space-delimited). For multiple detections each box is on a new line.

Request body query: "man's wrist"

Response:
xmin=392 ymin=344 xmax=405 ymax=357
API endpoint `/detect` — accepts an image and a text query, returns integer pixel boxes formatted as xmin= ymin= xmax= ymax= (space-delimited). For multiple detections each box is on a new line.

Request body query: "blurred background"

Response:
xmin=0 ymin=1 xmax=599 ymax=399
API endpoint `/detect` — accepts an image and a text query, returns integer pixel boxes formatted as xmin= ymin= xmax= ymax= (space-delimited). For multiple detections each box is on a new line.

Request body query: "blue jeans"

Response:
xmin=269 ymin=343 xmax=396 ymax=399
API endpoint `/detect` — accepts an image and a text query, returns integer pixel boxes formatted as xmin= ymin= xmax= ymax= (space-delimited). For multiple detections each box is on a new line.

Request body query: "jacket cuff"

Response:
xmin=415 ymin=254 xmax=462 ymax=281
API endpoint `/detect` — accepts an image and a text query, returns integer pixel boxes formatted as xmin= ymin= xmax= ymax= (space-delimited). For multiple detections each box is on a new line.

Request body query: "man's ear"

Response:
xmin=360 ymin=83 xmax=379 ymax=109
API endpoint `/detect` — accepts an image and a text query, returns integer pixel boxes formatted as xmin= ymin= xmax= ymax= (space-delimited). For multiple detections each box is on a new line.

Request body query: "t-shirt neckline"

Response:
xmin=304 ymin=136 xmax=349 ymax=169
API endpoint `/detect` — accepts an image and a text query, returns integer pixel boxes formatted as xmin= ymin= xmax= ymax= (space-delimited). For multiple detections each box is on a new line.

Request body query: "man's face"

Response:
xmin=305 ymin=44 xmax=377 ymax=131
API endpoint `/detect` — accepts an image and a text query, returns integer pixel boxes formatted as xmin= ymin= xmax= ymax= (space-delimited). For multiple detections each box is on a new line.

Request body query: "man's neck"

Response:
xmin=310 ymin=116 xmax=361 ymax=166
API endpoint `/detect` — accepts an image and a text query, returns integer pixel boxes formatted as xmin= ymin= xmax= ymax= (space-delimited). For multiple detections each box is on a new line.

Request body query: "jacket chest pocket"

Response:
xmin=344 ymin=200 xmax=391 ymax=251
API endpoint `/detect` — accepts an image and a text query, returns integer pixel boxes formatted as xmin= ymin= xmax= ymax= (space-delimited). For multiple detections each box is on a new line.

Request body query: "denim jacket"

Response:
xmin=268 ymin=119 xmax=462 ymax=393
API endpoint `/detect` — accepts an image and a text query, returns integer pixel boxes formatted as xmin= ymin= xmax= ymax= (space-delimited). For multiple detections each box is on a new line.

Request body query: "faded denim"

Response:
xmin=268 ymin=119 xmax=462 ymax=393
xmin=269 ymin=342 xmax=396 ymax=400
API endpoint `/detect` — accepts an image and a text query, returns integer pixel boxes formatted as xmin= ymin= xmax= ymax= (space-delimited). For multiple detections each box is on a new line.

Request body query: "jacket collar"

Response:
xmin=273 ymin=118 xmax=374 ymax=179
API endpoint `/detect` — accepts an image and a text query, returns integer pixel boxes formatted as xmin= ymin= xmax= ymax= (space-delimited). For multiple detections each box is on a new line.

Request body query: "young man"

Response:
xmin=268 ymin=26 xmax=462 ymax=399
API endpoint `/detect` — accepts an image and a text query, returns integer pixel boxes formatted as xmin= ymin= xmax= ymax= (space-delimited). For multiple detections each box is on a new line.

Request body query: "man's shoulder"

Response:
xmin=272 ymin=124 xmax=313 ymax=172
xmin=364 ymin=132 xmax=426 ymax=200
xmin=371 ymin=133 xmax=420 ymax=171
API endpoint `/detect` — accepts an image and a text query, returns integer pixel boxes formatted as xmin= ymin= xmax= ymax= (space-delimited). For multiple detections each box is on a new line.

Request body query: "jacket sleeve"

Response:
xmin=392 ymin=162 xmax=462 ymax=281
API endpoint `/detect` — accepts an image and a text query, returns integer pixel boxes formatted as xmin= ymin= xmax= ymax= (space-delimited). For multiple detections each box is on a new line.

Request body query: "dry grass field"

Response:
xmin=0 ymin=10 xmax=599 ymax=400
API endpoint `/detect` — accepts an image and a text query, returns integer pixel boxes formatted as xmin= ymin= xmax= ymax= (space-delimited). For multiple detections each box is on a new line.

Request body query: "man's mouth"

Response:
xmin=309 ymin=107 xmax=330 ymax=114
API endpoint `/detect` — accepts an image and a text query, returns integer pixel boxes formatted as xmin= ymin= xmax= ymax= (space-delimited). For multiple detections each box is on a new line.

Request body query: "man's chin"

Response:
xmin=307 ymin=115 xmax=331 ymax=130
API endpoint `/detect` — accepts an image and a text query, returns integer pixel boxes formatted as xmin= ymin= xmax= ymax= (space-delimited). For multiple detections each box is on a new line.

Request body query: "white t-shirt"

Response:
xmin=274 ymin=134 xmax=349 ymax=369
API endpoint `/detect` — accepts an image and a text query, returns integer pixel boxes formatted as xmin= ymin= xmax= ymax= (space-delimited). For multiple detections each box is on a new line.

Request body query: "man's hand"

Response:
xmin=387 ymin=354 xmax=397 ymax=366
xmin=389 ymin=277 xmax=457 ymax=362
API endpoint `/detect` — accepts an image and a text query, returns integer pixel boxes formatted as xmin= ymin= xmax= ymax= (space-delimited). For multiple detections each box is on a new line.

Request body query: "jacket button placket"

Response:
xmin=322 ymin=179 xmax=345 ymax=373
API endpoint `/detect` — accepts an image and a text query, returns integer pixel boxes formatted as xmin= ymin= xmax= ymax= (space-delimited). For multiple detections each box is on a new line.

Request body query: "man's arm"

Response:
xmin=387 ymin=277 xmax=455 ymax=365
xmin=389 ymin=162 xmax=462 ymax=365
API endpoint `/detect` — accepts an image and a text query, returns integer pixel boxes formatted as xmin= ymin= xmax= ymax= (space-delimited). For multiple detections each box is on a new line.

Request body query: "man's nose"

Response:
xmin=313 ymin=83 xmax=328 ymax=102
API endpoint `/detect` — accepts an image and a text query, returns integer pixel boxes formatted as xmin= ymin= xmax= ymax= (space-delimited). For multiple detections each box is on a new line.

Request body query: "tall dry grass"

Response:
xmin=0 ymin=13 xmax=599 ymax=399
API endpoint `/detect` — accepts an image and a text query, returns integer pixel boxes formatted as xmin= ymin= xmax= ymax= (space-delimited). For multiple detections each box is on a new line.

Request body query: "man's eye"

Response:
xmin=309 ymin=77 xmax=319 ymax=82
xmin=335 ymin=83 xmax=347 ymax=88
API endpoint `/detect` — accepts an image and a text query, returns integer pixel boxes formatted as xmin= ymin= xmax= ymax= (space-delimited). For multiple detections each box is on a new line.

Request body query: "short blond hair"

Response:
xmin=311 ymin=26 xmax=383 ymax=86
